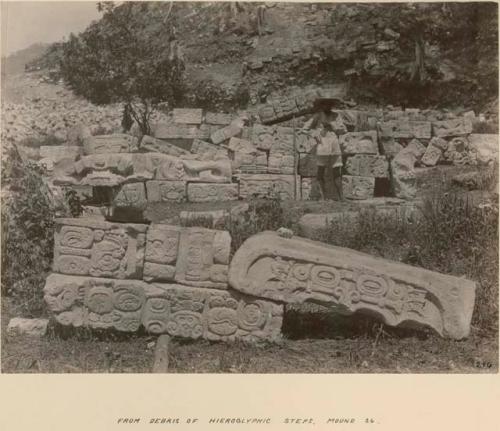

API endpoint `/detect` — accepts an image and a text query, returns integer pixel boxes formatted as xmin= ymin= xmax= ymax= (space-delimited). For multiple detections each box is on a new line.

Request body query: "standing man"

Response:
xmin=303 ymin=104 xmax=344 ymax=201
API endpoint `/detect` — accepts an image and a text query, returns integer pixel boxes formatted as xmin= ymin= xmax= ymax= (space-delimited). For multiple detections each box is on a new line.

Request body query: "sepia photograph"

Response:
xmin=0 ymin=0 xmax=498 ymax=378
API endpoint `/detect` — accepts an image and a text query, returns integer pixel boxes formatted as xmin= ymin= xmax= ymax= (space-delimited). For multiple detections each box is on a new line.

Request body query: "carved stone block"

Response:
xmin=83 ymin=134 xmax=138 ymax=154
xmin=146 ymin=181 xmax=186 ymax=203
xmin=154 ymin=124 xmax=208 ymax=140
xmin=228 ymin=232 xmax=476 ymax=339
xmin=191 ymin=139 xmax=228 ymax=161
xmin=140 ymin=135 xmax=192 ymax=157
xmin=113 ymin=182 xmax=147 ymax=210
xmin=342 ymin=175 xmax=375 ymax=200
xmin=421 ymin=143 xmax=443 ymax=167
xmin=238 ymin=174 xmax=296 ymax=200
xmin=143 ymin=225 xmax=181 ymax=282
xmin=344 ymin=155 xmax=389 ymax=178
xmin=53 ymin=218 xmax=147 ymax=279
xmin=187 ymin=183 xmax=239 ymax=202
xmin=40 ymin=145 xmax=81 ymax=163
xmin=468 ymin=134 xmax=499 ymax=165
xmin=210 ymin=123 xmax=242 ymax=145
xmin=251 ymin=124 xmax=276 ymax=151
xmin=378 ymin=121 xmax=431 ymax=140
xmin=228 ymin=137 xmax=267 ymax=171
xmin=268 ymin=153 xmax=295 ymax=174
xmin=432 ymin=118 xmax=473 ymax=138
xmin=205 ymin=112 xmax=233 ymax=126
xmin=173 ymin=108 xmax=203 ymax=125
xmin=339 ymin=131 xmax=378 ymax=155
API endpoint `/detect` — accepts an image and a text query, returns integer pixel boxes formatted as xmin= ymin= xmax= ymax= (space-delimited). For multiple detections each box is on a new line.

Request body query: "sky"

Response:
xmin=1 ymin=1 xmax=102 ymax=56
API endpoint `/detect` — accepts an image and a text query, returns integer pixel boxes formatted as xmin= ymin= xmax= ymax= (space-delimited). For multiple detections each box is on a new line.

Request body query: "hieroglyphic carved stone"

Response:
xmin=53 ymin=218 xmax=147 ymax=279
xmin=238 ymin=174 xmax=296 ymax=200
xmin=173 ymin=108 xmax=203 ymax=125
xmin=113 ymin=182 xmax=147 ymax=210
xmin=228 ymin=232 xmax=476 ymax=339
xmin=339 ymin=131 xmax=378 ymax=155
xmin=342 ymin=176 xmax=375 ymax=200
xmin=140 ymin=135 xmax=192 ymax=157
xmin=83 ymin=134 xmax=138 ymax=155
xmin=344 ymin=155 xmax=389 ymax=178
xmin=187 ymin=183 xmax=239 ymax=203
xmin=146 ymin=180 xmax=186 ymax=203
xmin=143 ymin=225 xmax=181 ymax=282
xmin=432 ymin=118 xmax=473 ymax=138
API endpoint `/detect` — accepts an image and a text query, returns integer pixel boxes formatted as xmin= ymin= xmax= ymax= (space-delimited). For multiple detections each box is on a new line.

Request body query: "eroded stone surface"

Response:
xmin=83 ymin=134 xmax=138 ymax=154
xmin=146 ymin=181 xmax=186 ymax=202
xmin=238 ymin=174 xmax=296 ymax=200
xmin=187 ymin=183 xmax=239 ymax=202
xmin=44 ymin=274 xmax=283 ymax=341
xmin=211 ymin=123 xmax=242 ymax=145
xmin=432 ymin=118 xmax=473 ymax=138
xmin=205 ymin=112 xmax=233 ymax=126
xmin=53 ymin=218 xmax=147 ymax=279
xmin=378 ymin=120 xmax=431 ymax=140
xmin=191 ymin=139 xmax=228 ymax=161
xmin=228 ymin=137 xmax=267 ymax=171
xmin=173 ymin=108 xmax=203 ymax=125
xmin=228 ymin=232 xmax=476 ymax=339
xmin=7 ymin=318 xmax=49 ymax=337
xmin=268 ymin=153 xmax=295 ymax=174
xmin=113 ymin=182 xmax=147 ymax=210
xmin=140 ymin=135 xmax=192 ymax=157
xmin=339 ymin=131 xmax=378 ymax=155
xmin=342 ymin=175 xmax=375 ymax=200
xmin=421 ymin=143 xmax=442 ymax=167
xmin=344 ymin=155 xmax=389 ymax=178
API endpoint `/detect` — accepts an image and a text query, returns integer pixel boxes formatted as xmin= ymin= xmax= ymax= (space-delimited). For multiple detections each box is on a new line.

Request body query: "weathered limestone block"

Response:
xmin=378 ymin=120 xmax=431 ymax=140
xmin=143 ymin=224 xmax=181 ymax=282
xmin=205 ymin=112 xmax=233 ymax=126
xmin=53 ymin=218 xmax=147 ymax=279
xmin=339 ymin=131 xmax=378 ymax=155
xmin=140 ymin=135 xmax=192 ymax=157
xmin=113 ymin=182 xmax=147 ymax=210
xmin=146 ymin=181 xmax=186 ymax=203
xmin=187 ymin=183 xmax=239 ymax=203
xmin=154 ymin=124 xmax=209 ymax=140
xmin=238 ymin=174 xmax=296 ymax=200
xmin=251 ymin=124 xmax=274 ymax=151
xmin=342 ymin=176 xmax=375 ymax=200
xmin=444 ymin=137 xmax=476 ymax=166
xmin=271 ymin=127 xmax=295 ymax=154
xmin=7 ymin=318 xmax=49 ymax=337
xmin=432 ymin=118 xmax=473 ymax=138
xmin=344 ymin=155 xmax=389 ymax=178
xmin=268 ymin=153 xmax=295 ymax=174
xmin=390 ymin=144 xmax=423 ymax=200
xmin=211 ymin=123 xmax=242 ymax=145
xmin=468 ymin=134 xmax=499 ymax=165
xmin=228 ymin=137 xmax=267 ymax=171
xmin=83 ymin=134 xmax=138 ymax=154
xmin=379 ymin=138 xmax=403 ymax=158
xmin=272 ymin=97 xmax=300 ymax=122
xmin=421 ymin=143 xmax=443 ymax=167
xmin=228 ymin=232 xmax=476 ymax=339
xmin=181 ymin=158 xmax=232 ymax=183
xmin=44 ymin=274 xmax=283 ymax=341
xmin=405 ymin=139 xmax=426 ymax=161
xmin=173 ymin=108 xmax=203 ymax=125
xmin=191 ymin=139 xmax=228 ymax=161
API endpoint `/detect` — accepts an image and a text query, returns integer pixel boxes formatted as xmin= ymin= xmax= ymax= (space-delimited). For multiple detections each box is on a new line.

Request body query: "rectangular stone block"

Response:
xmin=210 ymin=123 xmax=242 ymax=145
xmin=432 ymin=118 xmax=472 ymax=138
xmin=173 ymin=108 xmax=203 ymax=125
xmin=268 ymin=153 xmax=295 ymax=174
xmin=339 ymin=131 xmax=378 ymax=155
xmin=53 ymin=218 xmax=147 ymax=279
xmin=83 ymin=134 xmax=138 ymax=155
xmin=228 ymin=231 xmax=476 ymax=339
xmin=379 ymin=138 xmax=403 ymax=158
xmin=421 ymin=143 xmax=443 ymax=167
xmin=378 ymin=120 xmax=431 ymax=140
xmin=140 ymin=135 xmax=191 ymax=157
xmin=205 ymin=112 xmax=233 ymax=126
xmin=113 ymin=182 xmax=147 ymax=210
xmin=238 ymin=174 xmax=296 ymax=200
xmin=251 ymin=124 xmax=276 ymax=151
xmin=344 ymin=155 xmax=389 ymax=178
xmin=342 ymin=175 xmax=375 ymax=200
xmin=146 ymin=180 xmax=186 ymax=203
xmin=187 ymin=183 xmax=239 ymax=202
xmin=191 ymin=139 xmax=228 ymax=161
xmin=229 ymin=137 xmax=267 ymax=171
xmin=143 ymin=224 xmax=181 ymax=282
xmin=43 ymin=274 xmax=283 ymax=341
xmin=258 ymin=104 xmax=278 ymax=124
xmin=154 ymin=124 xmax=205 ymax=140
xmin=271 ymin=127 xmax=295 ymax=154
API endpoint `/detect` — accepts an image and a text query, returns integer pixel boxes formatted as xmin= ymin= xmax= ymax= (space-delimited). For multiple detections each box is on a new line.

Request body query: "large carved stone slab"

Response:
xmin=53 ymin=218 xmax=147 ymax=279
xmin=342 ymin=175 xmax=375 ymax=200
xmin=187 ymin=183 xmax=239 ymax=203
xmin=228 ymin=232 xmax=476 ymax=339
xmin=140 ymin=135 xmax=192 ymax=157
xmin=43 ymin=274 xmax=283 ymax=341
xmin=113 ymin=182 xmax=147 ymax=210
xmin=339 ymin=131 xmax=378 ymax=155
xmin=173 ymin=108 xmax=203 ymax=125
xmin=432 ymin=118 xmax=472 ymax=138
xmin=146 ymin=181 xmax=186 ymax=203
xmin=344 ymin=155 xmax=389 ymax=178
xmin=238 ymin=174 xmax=296 ymax=200
xmin=83 ymin=134 xmax=138 ymax=154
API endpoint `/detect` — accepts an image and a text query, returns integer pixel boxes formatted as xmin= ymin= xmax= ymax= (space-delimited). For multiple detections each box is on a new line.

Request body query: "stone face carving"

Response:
xmin=342 ymin=176 xmax=375 ymax=200
xmin=53 ymin=218 xmax=147 ymax=279
xmin=191 ymin=139 xmax=228 ymax=161
xmin=339 ymin=131 xmax=378 ymax=155
xmin=54 ymin=153 xmax=231 ymax=187
xmin=146 ymin=180 xmax=186 ymax=203
xmin=173 ymin=108 xmax=203 ymax=125
xmin=378 ymin=121 xmax=431 ymax=140
xmin=344 ymin=155 xmax=389 ymax=178
xmin=432 ymin=118 xmax=473 ymax=138
xmin=140 ymin=135 xmax=192 ymax=157
xmin=228 ymin=232 xmax=476 ymax=339
xmin=187 ymin=183 xmax=239 ymax=202
xmin=44 ymin=274 xmax=283 ymax=341
xmin=83 ymin=134 xmax=138 ymax=154
xmin=113 ymin=183 xmax=147 ymax=210
xmin=238 ymin=174 xmax=296 ymax=200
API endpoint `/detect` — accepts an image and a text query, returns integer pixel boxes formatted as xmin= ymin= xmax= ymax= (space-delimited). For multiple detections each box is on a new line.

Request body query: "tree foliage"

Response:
xmin=59 ymin=2 xmax=185 ymax=134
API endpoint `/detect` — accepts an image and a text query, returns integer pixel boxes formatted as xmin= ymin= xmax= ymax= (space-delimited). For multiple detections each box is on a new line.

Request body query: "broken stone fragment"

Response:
xmin=228 ymin=232 xmax=476 ymax=339
xmin=344 ymin=155 xmax=389 ymax=178
xmin=339 ymin=131 xmax=378 ymax=155
xmin=342 ymin=175 xmax=375 ymax=200
xmin=432 ymin=118 xmax=473 ymax=138
xmin=7 ymin=318 xmax=49 ymax=337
